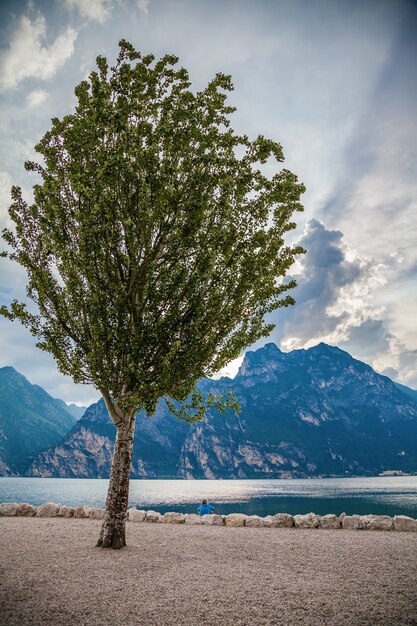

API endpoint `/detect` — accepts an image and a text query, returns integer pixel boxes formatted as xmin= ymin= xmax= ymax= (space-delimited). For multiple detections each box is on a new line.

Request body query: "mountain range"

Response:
xmin=0 ymin=367 xmax=80 ymax=475
xmin=1 ymin=343 xmax=416 ymax=479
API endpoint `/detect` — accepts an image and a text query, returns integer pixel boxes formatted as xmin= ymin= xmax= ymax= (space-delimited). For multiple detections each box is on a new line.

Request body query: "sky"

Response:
xmin=0 ymin=0 xmax=416 ymax=405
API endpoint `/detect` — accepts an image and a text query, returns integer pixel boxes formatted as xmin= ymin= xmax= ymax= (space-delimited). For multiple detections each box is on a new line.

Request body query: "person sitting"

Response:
xmin=197 ymin=499 xmax=215 ymax=516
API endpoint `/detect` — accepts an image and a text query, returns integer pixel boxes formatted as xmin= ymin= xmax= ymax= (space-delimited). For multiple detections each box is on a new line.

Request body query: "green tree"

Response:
xmin=1 ymin=41 xmax=304 ymax=548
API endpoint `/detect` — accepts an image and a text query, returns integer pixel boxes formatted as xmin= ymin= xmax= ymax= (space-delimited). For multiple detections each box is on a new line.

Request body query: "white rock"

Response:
xmin=201 ymin=514 xmax=224 ymax=526
xmin=363 ymin=515 xmax=393 ymax=531
xmin=269 ymin=513 xmax=294 ymax=528
xmin=73 ymin=506 xmax=90 ymax=519
xmin=89 ymin=507 xmax=105 ymax=520
xmin=58 ymin=505 xmax=74 ymax=518
xmin=393 ymin=515 xmax=417 ymax=532
xmin=36 ymin=502 xmax=60 ymax=517
xmin=245 ymin=515 xmax=265 ymax=528
xmin=0 ymin=502 xmax=19 ymax=516
xmin=320 ymin=514 xmax=341 ymax=529
xmin=145 ymin=510 xmax=161 ymax=523
xmin=342 ymin=515 xmax=366 ymax=530
xmin=225 ymin=513 xmax=248 ymax=527
xmin=294 ymin=513 xmax=320 ymax=529
xmin=161 ymin=512 xmax=186 ymax=524
xmin=16 ymin=503 xmax=37 ymax=517
xmin=184 ymin=514 xmax=202 ymax=525
xmin=128 ymin=508 xmax=146 ymax=522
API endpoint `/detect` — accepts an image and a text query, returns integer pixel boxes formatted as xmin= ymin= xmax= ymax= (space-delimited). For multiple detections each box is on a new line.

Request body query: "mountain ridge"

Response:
xmin=394 ymin=381 xmax=417 ymax=403
xmin=0 ymin=366 xmax=77 ymax=475
xmin=12 ymin=342 xmax=417 ymax=479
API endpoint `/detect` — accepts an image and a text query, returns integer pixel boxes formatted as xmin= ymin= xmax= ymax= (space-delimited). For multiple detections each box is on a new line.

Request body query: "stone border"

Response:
xmin=1 ymin=502 xmax=417 ymax=531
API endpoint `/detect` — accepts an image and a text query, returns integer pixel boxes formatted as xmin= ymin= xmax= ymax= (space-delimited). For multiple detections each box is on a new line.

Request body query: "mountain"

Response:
xmin=0 ymin=367 xmax=77 ymax=475
xmin=176 ymin=343 xmax=417 ymax=478
xmin=394 ymin=381 xmax=417 ymax=404
xmin=26 ymin=343 xmax=417 ymax=478
xmin=53 ymin=399 xmax=86 ymax=421
xmin=28 ymin=397 xmax=189 ymax=478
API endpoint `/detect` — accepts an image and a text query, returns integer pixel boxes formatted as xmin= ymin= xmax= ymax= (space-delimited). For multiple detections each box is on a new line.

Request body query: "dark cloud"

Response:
xmin=398 ymin=349 xmax=417 ymax=389
xmin=258 ymin=219 xmax=366 ymax=347
xmin=253 ymin=219 xmax=417 ymax=390
xmin=340 ymin=319 xmax=392 ymax=360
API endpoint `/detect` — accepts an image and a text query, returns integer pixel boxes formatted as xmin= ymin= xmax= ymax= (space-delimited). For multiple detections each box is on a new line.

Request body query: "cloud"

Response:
xmin=0 ymin=317 xmax=100 ymax=405
xmin=26 ymin=89 xmax=49 ymax=107
xmin=380 ymin=366 xmax=398 ymax=380
xmin=371 ymin=337 xmax=417 ymax=390
xmin=0 ymin=171 xmax=14 ymax=231
xmin=248 ymin=218 xmax=416 ymax=389
xmin=341 ymin=320 xmax=391 ymax=360
xmin=266 ymin=220 xmax=387 ymax=351
xmin=0 ymin=13 xmax=77 ymax=90
xmin=63 ymin=0 xmax=150 ymax=23
xmin=64 ymin=0 xmax=113 ymax=23
xmin=214 ymin=355 xmax=244 ymax=380
xmin=301 ymin=6 xmax=417 ymax=386
xmin=137 ymin=0 xmax=150 ymax=14
xmin=317 ymin=6 xmax=417 ymax=271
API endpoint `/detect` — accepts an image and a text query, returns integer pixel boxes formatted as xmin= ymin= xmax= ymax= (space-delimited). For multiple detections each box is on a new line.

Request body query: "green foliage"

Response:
xmin=1 ymin=40 xmax=304 ymax=420
xmin=165 ymin=389 xmax=240 ymax=424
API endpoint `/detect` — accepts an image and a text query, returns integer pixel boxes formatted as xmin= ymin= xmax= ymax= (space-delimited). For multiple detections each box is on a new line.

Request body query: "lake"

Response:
xmin=1 ymin=476 xmax=417 ymax=517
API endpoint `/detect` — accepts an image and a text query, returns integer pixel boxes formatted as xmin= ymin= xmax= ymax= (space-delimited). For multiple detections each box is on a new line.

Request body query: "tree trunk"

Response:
xmin=97 ymin=414 xmax=135 ymax=549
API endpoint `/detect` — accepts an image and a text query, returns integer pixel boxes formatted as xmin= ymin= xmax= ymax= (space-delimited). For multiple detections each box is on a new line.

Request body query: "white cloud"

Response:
xmin=26 ymin=89 xmax=49 ymax=107
xmin=0 ymin=172 xmax=13 ymax=210
xmin=371 ymin=336 xmax=417 ymax=390
xmin=9 ymin=138 xmax=39 ymax=167
xmin=0 ymin=171 xmax=14 ymax=231
xmin=0 ymin=13 xmax=77 ymax=90
xmin=270 ymin=220 xmax=388 ymax=350
xmin=249 ymin=218 xmax=416 ymax=389
xmin=64 ymin=0 xmax=113 ymax=23
xmin=137 ymin=0 xmax=150 ymax=14
xmin=316 ymin=10 xmax=417 ymax=269
xmin=213 ymin=355 xmax=244 ymax=380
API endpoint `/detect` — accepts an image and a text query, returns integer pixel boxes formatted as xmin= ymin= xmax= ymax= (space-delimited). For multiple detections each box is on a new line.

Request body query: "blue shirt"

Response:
xmin=198 ymin=503 xmax=215 ymax=516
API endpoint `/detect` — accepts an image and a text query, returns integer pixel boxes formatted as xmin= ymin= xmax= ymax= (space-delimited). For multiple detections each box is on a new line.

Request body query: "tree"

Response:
xmin=1 ymin=41 xmax=304 ymax=548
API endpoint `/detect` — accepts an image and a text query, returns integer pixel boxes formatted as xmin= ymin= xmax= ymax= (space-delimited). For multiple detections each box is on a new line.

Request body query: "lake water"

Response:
xmin=1 ymin=476 xmax=417 ymax=517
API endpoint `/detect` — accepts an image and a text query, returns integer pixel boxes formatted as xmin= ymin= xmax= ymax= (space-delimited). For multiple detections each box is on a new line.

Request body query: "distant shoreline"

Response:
xmin=2 ymin=470 xmax=417 ymax=479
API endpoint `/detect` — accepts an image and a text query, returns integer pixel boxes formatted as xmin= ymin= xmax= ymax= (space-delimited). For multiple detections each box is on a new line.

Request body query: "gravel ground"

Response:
xmin=1 ymin=518 xmax=417 ymax=626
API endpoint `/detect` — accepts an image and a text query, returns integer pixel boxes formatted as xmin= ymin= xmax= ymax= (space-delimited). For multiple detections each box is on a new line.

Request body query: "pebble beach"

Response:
xmin=1 ymin=516 xmax=417 ymax=626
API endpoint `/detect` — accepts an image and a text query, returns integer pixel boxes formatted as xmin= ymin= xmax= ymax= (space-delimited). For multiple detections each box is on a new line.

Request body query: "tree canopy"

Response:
xmin=1 ymin=39 xmax=304 ymax=418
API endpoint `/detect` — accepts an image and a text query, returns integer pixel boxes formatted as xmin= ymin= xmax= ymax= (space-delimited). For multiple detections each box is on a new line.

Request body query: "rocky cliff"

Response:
xmin=25 ymin=343 xmax=417 ymax=478
xmin=177 ymin=343 xmax=417 ymax=478
xmin=28 ymin=396 xmax=190 ymax=478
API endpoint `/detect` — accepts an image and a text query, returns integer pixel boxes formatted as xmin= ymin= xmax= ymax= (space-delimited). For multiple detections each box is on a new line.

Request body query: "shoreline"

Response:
xmin=1 ymin=517 xmax=417 ymax=625
xmin=1 ymin=501 xmax=417 ymax=531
